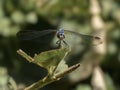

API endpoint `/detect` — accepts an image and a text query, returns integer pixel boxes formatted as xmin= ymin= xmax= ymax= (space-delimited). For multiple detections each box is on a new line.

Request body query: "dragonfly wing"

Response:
xmin=64 ymin=30 xmax=103 ymax=45
xmin=17 ymin=30 xmax=57 ymax=40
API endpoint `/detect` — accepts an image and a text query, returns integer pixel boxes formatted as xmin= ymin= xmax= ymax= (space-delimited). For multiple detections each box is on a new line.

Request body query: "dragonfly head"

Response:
xmin=57 ymin=28 xmax=65 ymax=39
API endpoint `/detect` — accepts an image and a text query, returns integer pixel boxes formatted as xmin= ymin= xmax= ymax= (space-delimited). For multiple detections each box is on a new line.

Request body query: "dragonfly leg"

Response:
xmin=56 ymin=40 xmax=69 ymax=47
xmin=63 ymin=40 xmax=69 ymax=47
xmin=56 ymin=40 xmax=61 ymax=47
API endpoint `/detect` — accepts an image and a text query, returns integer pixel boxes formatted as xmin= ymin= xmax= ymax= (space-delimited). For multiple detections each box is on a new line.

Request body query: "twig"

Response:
xmin=55 ymin=63 xmax=80 ymax=79
xmin=17 ymin=49 xmax=34 ymax=62
xmin=24 ymin=63 xmax=80 ymax=90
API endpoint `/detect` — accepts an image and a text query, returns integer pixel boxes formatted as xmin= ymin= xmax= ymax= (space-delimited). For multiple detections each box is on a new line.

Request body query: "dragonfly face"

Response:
xmin=56 ymin=28 xmax=68 ymax=47
xmin=57 ymin=28 xmax=65 ymax=40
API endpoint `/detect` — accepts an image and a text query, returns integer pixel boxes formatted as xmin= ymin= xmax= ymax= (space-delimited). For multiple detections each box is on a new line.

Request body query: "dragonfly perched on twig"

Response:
xmin=17 ymin=27 xmax=103 ymax=47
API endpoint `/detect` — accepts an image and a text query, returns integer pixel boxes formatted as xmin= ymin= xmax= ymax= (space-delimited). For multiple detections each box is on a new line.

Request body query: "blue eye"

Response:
xmin=60 ymin=33 xmax=63 ymax=36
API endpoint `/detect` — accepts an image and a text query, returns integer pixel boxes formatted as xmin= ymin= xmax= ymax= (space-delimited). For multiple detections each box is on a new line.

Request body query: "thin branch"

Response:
xmin=17 ymin=49 xmax=34 ymax=62
xmin=24 ymin=63 xmax=80 ymax=90
xmin=55 ymin=63 xmax=80 ymax=79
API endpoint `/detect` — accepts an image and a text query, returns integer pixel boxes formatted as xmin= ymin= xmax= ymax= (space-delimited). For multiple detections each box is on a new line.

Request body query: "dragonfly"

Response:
xmin=17 ymin=28 xmax=103 ymax=47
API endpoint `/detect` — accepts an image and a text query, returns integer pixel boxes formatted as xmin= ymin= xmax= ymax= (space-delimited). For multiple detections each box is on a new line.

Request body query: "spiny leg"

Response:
xmin=63 ymin=40 xmax=69 ymax=47
xmin=56 ymin=40 xmax=61 ymax=47
xmin=56 ymin=40 xmax=69 ymax=47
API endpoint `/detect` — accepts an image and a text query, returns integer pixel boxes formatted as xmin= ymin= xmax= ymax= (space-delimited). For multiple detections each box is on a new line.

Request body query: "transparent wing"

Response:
xmin=17 ymin=30 xmax=57 ymax=40
xmin=64 ymin=30 xmax=103 ymax=45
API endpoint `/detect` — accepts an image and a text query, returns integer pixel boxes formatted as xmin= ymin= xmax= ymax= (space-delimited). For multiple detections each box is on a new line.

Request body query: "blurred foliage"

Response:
xmin=104 ymin=74 xmax=116 ymax=90
xmin=0 ymin=0 xmax=120 ymax=90
xmin=0 ymin=67 xmax=17 ymax=90
xmin=74 ymin=84 xmax=92 ymax=90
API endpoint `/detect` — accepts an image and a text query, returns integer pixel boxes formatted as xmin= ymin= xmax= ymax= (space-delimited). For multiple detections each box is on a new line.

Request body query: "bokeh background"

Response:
xmin=0 ymin=0 xmax=120 ymax=90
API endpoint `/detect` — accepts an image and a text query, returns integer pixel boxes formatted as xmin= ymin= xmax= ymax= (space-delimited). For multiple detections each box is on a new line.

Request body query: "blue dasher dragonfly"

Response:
xmin=17 ymin=28 xmax=102 ymax=47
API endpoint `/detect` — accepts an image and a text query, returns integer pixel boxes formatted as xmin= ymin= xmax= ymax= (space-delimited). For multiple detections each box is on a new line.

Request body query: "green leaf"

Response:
xmin=55 ymin=60 xmax=68 ymax=74
xmin=17 ymin=46 xmax=70 ymax=75
xmin=33 ymin=47 xmax=69 ymax=75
